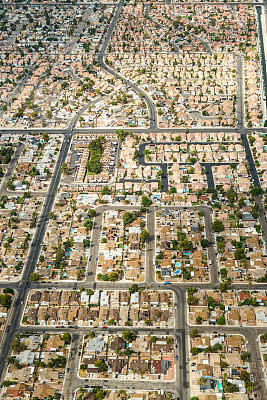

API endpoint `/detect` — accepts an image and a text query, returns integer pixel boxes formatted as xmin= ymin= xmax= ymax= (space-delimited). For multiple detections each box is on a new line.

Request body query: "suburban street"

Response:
xmin=97 ymin=0 xmax=158 ymax=129
xmin=0 ymin=0 xmax=266 ymax=399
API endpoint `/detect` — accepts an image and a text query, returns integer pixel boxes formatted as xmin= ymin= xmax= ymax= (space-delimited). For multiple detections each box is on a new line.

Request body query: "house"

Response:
xmin=130 ymin=360 xmax=149 ymax=372
xmin=46 ymin=335 xmax=64 ymax=351
xmin=110 ymin=336 xmax=126 ymax=351
xmin=32 ymin=383 xmax=56 ymax=399
xmin=86 ymin=337 xmax=105 ymax=353
xmin=38 ymin=368 xmax=59 ymax=382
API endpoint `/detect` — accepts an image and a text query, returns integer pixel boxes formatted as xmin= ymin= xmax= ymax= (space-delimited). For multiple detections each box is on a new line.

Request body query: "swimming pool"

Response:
xmin=217 ymin=381 xmax=222 ymax=390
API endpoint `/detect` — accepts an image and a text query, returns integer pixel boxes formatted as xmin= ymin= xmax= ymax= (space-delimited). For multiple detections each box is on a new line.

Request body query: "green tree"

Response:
xmin=84 ymin=219 xmax=93 ymax=230
xmin=29 ymin=273 xmax=41 ymax=281
xmin=101 ymin=186 xmax=110 ymax=196
xmin=122 ymin=329 xmax=137 ymax=343
xmin=123 ymin=211 xmax=136 ymax=225
xmin=191 ymin=347 xmax=200 ymax=356
xmin=4 ymin=288 xmax=14 ymax=294
xmin=88 ymin=209 xmax=96 ymax=218
xmin=213 ymin=343 xmax=223 ymax=351
xmin=6 ymin=180 xmax=15 ymax=191
xmin=217 ymin=316 xmax=226 ymax=325
xmin=250 ymin=187 xmax=263 ymax=196
xmin=179 ymin=238 xmax=193 ymax=251
xmin=241 ymin=351 xmax=250 ymax=362
xmin=62 ymin=332 xmax=71 ymax=344
xmin=94 ymin=389 xmax=106 ymax=400
xmin=219 ymin=282 xmax=228 ymax=292
xmin=94 ymin=360 xmax=108 ymax=372
xmin=220 ymin=360 xmax=228 ymax=369
xmin=60 ymin=162 xmax=68 ymax=173
xmin=234 ymin=247 xmax=245 ymax=260
xmin=129 ymin=284 xmax=139 ymax=294
xmin=220 ymin=268 xmax=227 ymax=279
xmin=49 ymin=212 xmax=56 ymax=220
xmin=140 ymin=229 xmax=149 ymax=244
xmin=0 ymin=293 xmax=12 ymax=309
xmin=116 ymin=129 xmax=128 ymax=141
xmin=47 ymin=356 xmax=66 ymax=368
xmin=200 ymin=239 xmax=210 ymax=248
xmin=226 ymin=187 xmax=236 ymax=203
xmin=84 ymin=239 xmax=90 ymax=248
xmin=141 ymin=195 xmax=152 ymax=207
xmin=42 ymin=132 xmax=49 ymax=142
xmin=107 ymin=271 xmax=118 ymax=281
xmin=46 ymin=109 xmax=52 ymax=119
xmin=77 ymin=269 xmax=85 ymax=280
xmin=240 ymin=370 xmax=250 ymax=382
xmin=10 ymin=338 xmax=26 ymax=352
xmin=190 ymin=328 xmax=199 ymax=338
xmin=1 ymin=380 xmax=12 ymax=387
xmin=212 ymin=219 xmax=225 ymax=232
xmin=224 ymin=380 xmax=239 ymax=393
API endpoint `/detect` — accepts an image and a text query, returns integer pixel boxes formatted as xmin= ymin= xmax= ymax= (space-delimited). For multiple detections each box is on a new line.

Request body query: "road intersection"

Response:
xmin=0 ymin=1 xmax=266 ymax=399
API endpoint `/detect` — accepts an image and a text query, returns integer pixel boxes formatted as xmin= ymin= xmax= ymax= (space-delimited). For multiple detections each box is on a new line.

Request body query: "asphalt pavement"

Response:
xmin=0 ymin=134 xmax=72 ymax=381
xmin=0 ymin=0 xmax=266 ymax=399
xmin=97 ymin=0 xmax=158 ymax=129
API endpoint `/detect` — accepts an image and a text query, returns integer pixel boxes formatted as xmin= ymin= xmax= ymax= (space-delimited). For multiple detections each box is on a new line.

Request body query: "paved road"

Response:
xmin=97 ymin=0 xmax=158 ymax=129
xmin=241 ymin=133 xmax=261 ymax=187
xmin=0 ymin=134 xmax=72 ymax=381
xmin=64 ymin=333 xmax=83 ymax=399
xmin=138 ymin=141 xmax=239 ymax=191
xmin=1 ymin=1 xmax=261 ymax=5
xmin=146 ymin=207 xmax=155 ymax=282
xmin=65 ymin=9 xmax=92 ymax=55
xmin=0 ymin=19 xmax=26 ymax=46
xmin=0 ymin=66 xmax=35 ymax=120
xmin=0 ymin=1 xmax=265 ymax=398
xmin=193 ymin=325 xmax=266 ymax=399
xmin=1 ymin=126 xmax=267 ymax=136
xmin=68 ymin=94 xmax=111 ymax=130
xmin=236 ymin=54 xmax=244 ymax=128
xmin=0 ymin=143 xmax=24 ymax=194
xmin=84 ymin=208 xmax=103 ymax=283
